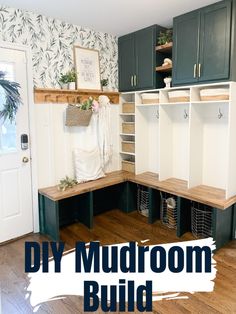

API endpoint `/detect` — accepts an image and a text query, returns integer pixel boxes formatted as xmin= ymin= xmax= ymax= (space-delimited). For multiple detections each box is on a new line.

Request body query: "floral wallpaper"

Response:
xmin=0 ymin=6 xmax=118 ymax=89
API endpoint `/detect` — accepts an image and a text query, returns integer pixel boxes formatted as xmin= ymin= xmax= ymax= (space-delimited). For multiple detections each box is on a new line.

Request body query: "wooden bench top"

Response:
xmin=39 ymin=171 xmax=129 ymax=201
xmin=129 ymin=172 xmax=236 ymax=209
xmin=39 ymin=171 xmax=236 ymax=209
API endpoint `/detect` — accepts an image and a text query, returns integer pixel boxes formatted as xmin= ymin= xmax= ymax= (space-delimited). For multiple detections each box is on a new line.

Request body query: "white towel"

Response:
xmin=98 ymin=95 xmax=113 ymax=168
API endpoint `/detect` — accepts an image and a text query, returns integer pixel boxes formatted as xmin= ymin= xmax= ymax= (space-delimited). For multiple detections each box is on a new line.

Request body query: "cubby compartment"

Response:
xmin=135 ymin=105 xmax=159 ymax=175
xmin=122 ymin=155 xmax=135 ymax=173
xmin=122 ymin=141 xmax=135 ymax=153
xmin=191 ymin=83 xmax=230 ymax=103
xmin=160 ymin=88 xmax=191 ymax=104
xmin=159 ymin=103 xmax=189 ymax=181
xmin=189 ymin=102 xmax=229 ymax=191
xmin=122 ymin=102 xmax=135 ymax=113
xmin=122 ymin=122 xmax=135 ymax=134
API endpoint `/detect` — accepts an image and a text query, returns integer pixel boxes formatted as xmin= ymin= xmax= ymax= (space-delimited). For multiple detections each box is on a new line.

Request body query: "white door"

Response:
xmin=0 ymin=47 xmax=33 ymax=243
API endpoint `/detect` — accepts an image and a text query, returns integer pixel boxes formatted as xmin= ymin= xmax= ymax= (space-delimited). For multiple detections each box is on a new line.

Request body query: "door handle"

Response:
xmin=134 ymin=75 xmax=137 ymax=86
xmin=22 ymin=156 xmax=29 ymax=163
xmin=194 ymin=64 xmax=197 ymax=78
xmin=198 ymin=64 xmax=201 ymax=78
xmin=131 ymin=76 xmax=134 ymax=87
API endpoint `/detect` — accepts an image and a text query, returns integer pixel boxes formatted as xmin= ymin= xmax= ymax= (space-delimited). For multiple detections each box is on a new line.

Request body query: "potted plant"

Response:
xmin=67 ymin=69 xmax=77 ymax=90
xmin=0 ymin=71 xmax=22 ymax=123
xmin=59 ymin=69 xmax=77 ymax=90
xmin=158 ymin=29 xmax=173 ymax=45
xmin=101 ymin=78 xmax=109 ymax=91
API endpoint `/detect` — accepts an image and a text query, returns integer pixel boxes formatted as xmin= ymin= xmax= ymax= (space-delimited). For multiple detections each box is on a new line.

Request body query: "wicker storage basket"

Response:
xmin=122 ymin=160 xmax=135 ymax=173
xmin=65 ymin=105 xmax=93 ymax=127
xmin=141 ymin=93 xmax=159 ymax=104
xmin=122 ymin=102 xmax=135 ymax=113
xmin=200 ymin=88 xmax=229 ymax=101
xmin=168 ymin=90 xmax=190 ymax=103
xmin=122 ymin=122 xmax=135 ymax=134
xmin=122 ymin=141 xmax=135 ymax=153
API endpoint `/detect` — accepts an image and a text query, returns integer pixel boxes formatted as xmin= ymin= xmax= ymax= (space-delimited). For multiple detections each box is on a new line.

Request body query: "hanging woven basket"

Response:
xmin=65 ymin=105 xmax=93 ymax=127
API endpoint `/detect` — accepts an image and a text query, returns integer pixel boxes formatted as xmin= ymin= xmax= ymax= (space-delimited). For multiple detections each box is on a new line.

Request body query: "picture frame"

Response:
xmin=74 ymin=46 xmax=101 ymax=91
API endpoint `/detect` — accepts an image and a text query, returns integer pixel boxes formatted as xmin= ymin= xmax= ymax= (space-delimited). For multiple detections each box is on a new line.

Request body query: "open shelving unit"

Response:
xmin=155 ymin=42 xmax=173 ymax=76
xmin=119 ymin=93 xmax=136 ymax=173
xmin=120 ymin=81 xmax=236 ymax=200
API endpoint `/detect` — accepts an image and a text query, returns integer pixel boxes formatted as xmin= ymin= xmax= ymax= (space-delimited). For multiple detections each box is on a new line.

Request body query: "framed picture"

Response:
xmin=74 ymin=46 xmax=101 ymax=91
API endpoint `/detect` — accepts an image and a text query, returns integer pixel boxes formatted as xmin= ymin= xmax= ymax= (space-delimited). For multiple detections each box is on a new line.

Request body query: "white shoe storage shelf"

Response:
xmin=119 ymin=82 xmax=236 ymax=200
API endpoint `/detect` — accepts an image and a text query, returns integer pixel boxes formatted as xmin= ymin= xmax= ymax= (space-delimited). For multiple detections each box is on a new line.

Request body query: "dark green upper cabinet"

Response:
xmin=173 ymin=0 xmax=232 ymax=86
xmin=135 ymin=26 xmax=156 ymax=90
xmin=118 ymin=25 xmax=165 ymax=92
xmin=118 ymin=34 xmax=136 ymax=91
xmin=173 ymin=11 xmax=200 ymax=85
xmin=199 ymin=0 xmax=231 ymax=82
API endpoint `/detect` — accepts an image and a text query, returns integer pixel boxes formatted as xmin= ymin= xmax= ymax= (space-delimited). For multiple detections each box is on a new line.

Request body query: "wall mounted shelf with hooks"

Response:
xmin=34 ymin=88 xmax=120 ymax=104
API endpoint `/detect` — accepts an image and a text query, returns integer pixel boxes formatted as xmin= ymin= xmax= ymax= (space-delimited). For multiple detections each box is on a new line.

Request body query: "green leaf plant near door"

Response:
xmin=0 ymin=70 xmax=22 ymax=123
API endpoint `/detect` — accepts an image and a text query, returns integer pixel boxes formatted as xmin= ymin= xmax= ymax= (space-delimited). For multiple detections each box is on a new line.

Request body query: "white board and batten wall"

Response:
xmin=35 ymin=103 xmax=120 ymax=189
xmin=121 ymin=82 xmax=236 ymax=200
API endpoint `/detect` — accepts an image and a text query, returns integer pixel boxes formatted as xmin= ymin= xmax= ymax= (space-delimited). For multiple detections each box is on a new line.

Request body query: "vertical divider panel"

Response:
xmin=135 ymin=93 xmax=149 ymax=174
xmin=159 ymin=104 xmax=173 ymax=181
xmin=226 ymin=82 xmax=236 ymax=198
xmin=188 ymin=102 xmax=203 ymax=188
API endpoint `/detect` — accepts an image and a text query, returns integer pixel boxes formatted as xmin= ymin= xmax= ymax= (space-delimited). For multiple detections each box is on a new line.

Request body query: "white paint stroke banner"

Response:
xmin=26 ymin=238 xmax=216 ymax=309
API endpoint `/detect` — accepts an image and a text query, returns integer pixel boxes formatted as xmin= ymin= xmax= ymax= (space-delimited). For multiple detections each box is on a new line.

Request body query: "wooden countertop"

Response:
xmin=39 ymin=171 xmax=236 ymax=209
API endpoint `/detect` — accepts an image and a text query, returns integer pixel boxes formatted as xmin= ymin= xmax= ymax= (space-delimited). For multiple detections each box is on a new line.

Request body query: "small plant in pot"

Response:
xmin=0 ymin=71 xmax=22 ymax=123
xmin=158 ymin=29 xmax=173 ymax=45
xmin=101 ymin=78 xmax=109 ymax=91
xmin=59 ymin=69 xmax=77 ymax=90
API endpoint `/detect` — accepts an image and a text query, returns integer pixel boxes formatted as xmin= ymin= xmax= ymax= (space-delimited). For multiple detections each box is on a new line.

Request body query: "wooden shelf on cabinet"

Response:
xmin=156 ymin=42 xmax=173 ymax=53
xmin=34 ymin=88 xmax=120 ymax=104
xmin=156 ymin=64 xmax=172 ymax=73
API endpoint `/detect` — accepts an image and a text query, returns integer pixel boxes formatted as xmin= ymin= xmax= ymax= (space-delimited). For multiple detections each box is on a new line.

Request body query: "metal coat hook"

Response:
xmin=218 ymin=108 xmax=223 ymax=119
xmin=156 ymin=109 xmax=159 ymax=120
xmin=184 ymin=109 xmax=188 ymax=119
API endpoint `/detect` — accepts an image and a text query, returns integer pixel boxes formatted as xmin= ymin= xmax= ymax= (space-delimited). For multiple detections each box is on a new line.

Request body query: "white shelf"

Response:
xmin=119 ymin=113 xmax=135 ymax=116
xmin=191 ymin=100 xmax=230 ymax=105
xmin=136 ymin=103 xmax=159 ymax=107
xmin=160 ymin=102 xmax=190 ymax=106
xmin=120 ymin=133 xmax=135 ymax=136
xmin=120 ymin=151 xmax=136 ymax=156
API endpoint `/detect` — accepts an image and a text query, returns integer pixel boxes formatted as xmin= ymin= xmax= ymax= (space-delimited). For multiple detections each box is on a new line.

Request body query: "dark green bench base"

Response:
xmin=39 ymin=182 xmax=235 ymax=250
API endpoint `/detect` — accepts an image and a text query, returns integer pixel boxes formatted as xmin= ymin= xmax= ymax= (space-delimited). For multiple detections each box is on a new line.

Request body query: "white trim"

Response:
xmin=0 ymin=41 xmax=39 ymax=233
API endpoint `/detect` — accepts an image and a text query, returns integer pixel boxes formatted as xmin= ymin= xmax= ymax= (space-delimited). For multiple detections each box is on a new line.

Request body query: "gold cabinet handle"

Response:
xmin=134 ymin=75 xmax=137 ymax=86
xmin=131 ymin=75 xmax=134 ymax=87
xmin=198 ymin=64 xmax=201 ymax=78
xmin=194 ymin=64 xmax=197 ymax=78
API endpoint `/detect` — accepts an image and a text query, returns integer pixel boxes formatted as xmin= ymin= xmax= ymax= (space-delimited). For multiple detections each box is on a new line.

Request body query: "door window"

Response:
xmin=0 ymin=62 xmax=17 ymax=153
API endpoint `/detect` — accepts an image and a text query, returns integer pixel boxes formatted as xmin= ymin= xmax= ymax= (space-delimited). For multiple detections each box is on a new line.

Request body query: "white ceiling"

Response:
xmin=1 ymin=0 xmax=219 ymax=36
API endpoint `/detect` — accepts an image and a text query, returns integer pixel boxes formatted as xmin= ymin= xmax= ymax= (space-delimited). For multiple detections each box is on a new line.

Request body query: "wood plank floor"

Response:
xmin=0 ymin=209 xmax=235 ymax=313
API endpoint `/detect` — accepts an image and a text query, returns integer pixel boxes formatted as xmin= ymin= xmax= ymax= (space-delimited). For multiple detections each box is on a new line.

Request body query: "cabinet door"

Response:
xmin=118 ymin=34 xmax=135 ymax=91
xmin=135 ymin=25 xmax=156 ymax=89
xmin=198 ymin=0 xmax=231 ymax=82
xmin=172 ymin=11 xmax=200 ymax=86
